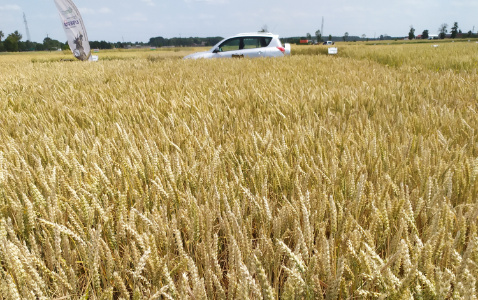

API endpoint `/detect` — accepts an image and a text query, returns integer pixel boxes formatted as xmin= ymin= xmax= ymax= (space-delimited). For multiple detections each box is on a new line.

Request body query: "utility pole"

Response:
xmin=321 ymin=17 xmax=324 ymax=38
xmin=23 ymin=12 xmax=32 ymax=42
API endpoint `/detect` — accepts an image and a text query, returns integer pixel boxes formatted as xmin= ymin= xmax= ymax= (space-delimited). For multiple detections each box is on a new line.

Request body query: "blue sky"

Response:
xmin=1 ymin=0 xmax=477 ymax=43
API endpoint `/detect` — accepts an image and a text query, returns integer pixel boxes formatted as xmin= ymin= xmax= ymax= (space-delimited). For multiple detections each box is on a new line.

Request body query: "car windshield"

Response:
xmin=216 ymin=37 xmax=272 ymax=52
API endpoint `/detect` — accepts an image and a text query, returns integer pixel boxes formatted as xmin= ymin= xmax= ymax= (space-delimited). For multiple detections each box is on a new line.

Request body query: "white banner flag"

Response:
xmin=54 ymin=0 xmax=91 ymax=61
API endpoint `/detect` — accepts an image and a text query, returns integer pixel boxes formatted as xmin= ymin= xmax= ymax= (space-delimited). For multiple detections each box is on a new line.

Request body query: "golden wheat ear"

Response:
xmin=1 ymin=42 xmax=477 ymax=299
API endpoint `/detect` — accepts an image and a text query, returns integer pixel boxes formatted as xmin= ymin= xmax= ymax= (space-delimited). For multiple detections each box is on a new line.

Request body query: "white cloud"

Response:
xmin=121 ymin=13 xmax=148 ymax=22
xmin=184 ymin=0 xmax=228 ymax=4
xmin=141 ymin=0 xmax=155 ymax=7
xmin=79 ymin=7 xmax=112 ymax=15
xmin=450 ymin=0 xmax=478 ymax=8
xmin=198 ymin=14 xmax=215 ymax=20
xmin=99 ymin=7 xmax=112 ymax=14
xmin=0 ymin=4 xmax=21 ymax=11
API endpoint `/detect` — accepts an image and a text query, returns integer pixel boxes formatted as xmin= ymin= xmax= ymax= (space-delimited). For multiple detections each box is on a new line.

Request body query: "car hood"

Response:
xmin=183 ymin=51 xmax=212 ymax=60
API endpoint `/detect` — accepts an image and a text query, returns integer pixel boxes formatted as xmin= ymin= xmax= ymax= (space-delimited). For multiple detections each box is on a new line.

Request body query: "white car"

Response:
xmin=184 ymin=32 xmax=291 ymax=59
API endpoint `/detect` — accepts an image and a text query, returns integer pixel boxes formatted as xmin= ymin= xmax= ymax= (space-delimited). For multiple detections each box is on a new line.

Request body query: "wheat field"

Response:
xmin=1 ymin=42 xmax=478 ymax=299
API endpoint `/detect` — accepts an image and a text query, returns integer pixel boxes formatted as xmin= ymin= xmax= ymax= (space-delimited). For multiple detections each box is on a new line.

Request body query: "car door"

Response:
xmin=242 ymin=36 xmax=273 ymax=57
xmin=213 ymin=37 xmax=242 ymax=58
xmin=213 ymin=36 xmax=272 ymax=58
xmin=239 ymin=37 xmax=264 ymax=58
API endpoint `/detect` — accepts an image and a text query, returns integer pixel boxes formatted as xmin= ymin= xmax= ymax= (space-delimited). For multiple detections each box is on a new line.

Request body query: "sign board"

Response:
xmin=54 ymin=0 xmax=91 ymax=61
xmin=328 ymin=47 xmax=338 ymax=55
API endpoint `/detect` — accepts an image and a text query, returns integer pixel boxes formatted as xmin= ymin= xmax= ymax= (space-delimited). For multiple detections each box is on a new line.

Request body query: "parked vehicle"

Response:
xmin=323 ymin=41 xmax=335 ymax=45
xmin=184 ymin=32 xmax=291 ymax=59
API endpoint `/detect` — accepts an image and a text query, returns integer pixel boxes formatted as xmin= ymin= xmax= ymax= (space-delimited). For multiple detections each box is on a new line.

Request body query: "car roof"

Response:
xmin=232 ymin=32 xmax=278 ymax=38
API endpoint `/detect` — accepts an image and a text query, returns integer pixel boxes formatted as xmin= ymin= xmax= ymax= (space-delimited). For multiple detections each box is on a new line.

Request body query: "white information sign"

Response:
xmin=328 ymin=47 xmax=338 ymax=55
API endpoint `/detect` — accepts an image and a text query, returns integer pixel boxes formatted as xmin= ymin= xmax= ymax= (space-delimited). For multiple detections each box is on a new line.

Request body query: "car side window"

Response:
xmin=242 ymin=38 xmax=258 ymax=49
xmin=218 ymin=38 xmax=240 ymax=52
xmin=260 ymin=37 xmax=271 ymax=47
xmin=242 ymin=37 xmax=272 ymax=49
xmin=217 ymin=37 xmax=273 ymax=52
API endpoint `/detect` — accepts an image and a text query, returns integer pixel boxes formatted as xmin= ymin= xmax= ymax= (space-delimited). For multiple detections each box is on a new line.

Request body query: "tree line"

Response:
xmin=148 ymin=36 xmax=223 ymax=47
xmin=0 ymin=29 xmax=144 ymax=52
xmin=2 ymin=22 xmax=476 ymax=53
xmin=408 ymin=22 xmax=477 ymax=39
xmin=0 ymin=30 xmax=76 ymax=52
xmin=0 ymin=28 xmax=225 ymax=53
xmin=300 ymin=21 xmax=477 ymax=44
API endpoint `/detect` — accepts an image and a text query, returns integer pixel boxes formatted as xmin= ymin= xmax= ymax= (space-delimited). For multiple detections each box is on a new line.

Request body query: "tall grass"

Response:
xmin=0 ymin=46 xmax=477 ymax=299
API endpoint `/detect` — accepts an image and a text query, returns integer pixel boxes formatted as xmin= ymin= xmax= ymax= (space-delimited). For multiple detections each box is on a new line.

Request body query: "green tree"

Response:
xmin=11 ymin=30 xmax=22 ymax=41
xmin=315 ymin=29 xmax=322 ymax=43
xmin=422 ymin=29 xmax=429 ymax=39
xmin=408 ymin=26 xmax=415 ymax=40
xmin=19 ymin=40 xmax=35 ymax=51
xmin=43 ymin=36 xmax=63 ymax=50
xmin=328 ymin=34 xmax=332 ymax=41
xmin=3 ymin=31 xmax=22 ymax=52
xmin=43 ymin=37 xmax=54 ymax=50
xmin=0 ymin=30 xmax=4 ymax=52
xmin=451 ymin=22 xmax=459 ymax=38
xmin=4 ymin=37 xmax=18 ymax=52
xmin=306 ymin=33 xmax=312 ymax=41
xmin=343 ymin=32 xmax=349 ymax=41
xmin=439 ymin=23 xmax=448 ymax=39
